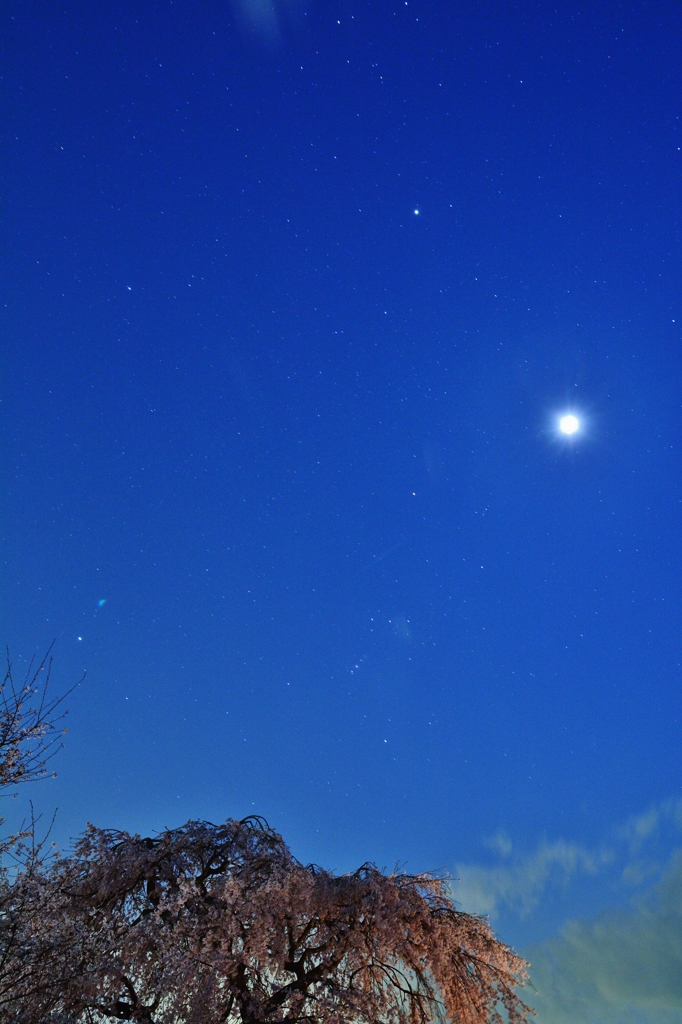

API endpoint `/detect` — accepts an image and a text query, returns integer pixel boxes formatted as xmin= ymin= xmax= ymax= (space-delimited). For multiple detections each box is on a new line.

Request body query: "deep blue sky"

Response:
xmin=3 ymin=1 xmax=682 ymax=1013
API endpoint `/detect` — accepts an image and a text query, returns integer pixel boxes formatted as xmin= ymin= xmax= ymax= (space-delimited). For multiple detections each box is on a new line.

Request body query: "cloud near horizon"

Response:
xmin=528 ymin=851 xmax=682 ymax=1024
xmin=451 ymin=800 xmax=682 ymax=1024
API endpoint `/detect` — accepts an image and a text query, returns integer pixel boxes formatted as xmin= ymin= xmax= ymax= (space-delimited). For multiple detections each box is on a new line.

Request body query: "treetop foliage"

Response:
xmin=2 ymin=815 xmax=532 ymax=1024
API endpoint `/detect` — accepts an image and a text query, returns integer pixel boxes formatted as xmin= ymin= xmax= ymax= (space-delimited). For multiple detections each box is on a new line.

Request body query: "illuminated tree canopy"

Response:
xmin=2 ymin=816 xmax=531 ymax=1024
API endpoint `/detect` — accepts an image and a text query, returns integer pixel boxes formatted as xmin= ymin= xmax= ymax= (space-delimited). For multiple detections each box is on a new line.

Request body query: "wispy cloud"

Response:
xmin=455 ymin=839 xmax=607 ymax=918
xmin=618 ymin=798 xmax=682 ymax=852
xmin=453 ymin=798 xmax=682 ymax=920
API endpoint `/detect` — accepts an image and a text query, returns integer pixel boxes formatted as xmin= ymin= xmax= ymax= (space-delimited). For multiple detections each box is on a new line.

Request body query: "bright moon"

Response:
xmin=559 ymin=414 xmax=580 ymax=435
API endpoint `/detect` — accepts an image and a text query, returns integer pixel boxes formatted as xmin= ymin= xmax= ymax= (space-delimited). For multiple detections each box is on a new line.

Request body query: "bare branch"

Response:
xmin=0 ymin=643 xmax=82 ymax=790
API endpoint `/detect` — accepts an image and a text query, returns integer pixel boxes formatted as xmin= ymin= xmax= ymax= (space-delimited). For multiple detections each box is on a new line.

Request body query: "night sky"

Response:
xmin=3 ymin=2 xmax=682 ymax=1019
